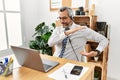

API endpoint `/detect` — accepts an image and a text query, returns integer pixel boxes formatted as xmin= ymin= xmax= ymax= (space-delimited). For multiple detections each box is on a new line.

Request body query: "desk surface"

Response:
xmin=0 ymin=54 xmax=95 ymax=80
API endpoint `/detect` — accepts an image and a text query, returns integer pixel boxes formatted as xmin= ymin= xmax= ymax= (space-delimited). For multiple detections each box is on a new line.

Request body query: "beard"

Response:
xmin=61 ymin=22 xmax=69 ymax=28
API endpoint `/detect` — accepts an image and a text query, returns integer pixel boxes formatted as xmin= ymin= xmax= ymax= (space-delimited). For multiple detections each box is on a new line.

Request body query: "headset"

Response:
xmin=67 ymin=7 xmax=74 ymax=20
xmin=59 ymin=7 xmax=74 ymax=20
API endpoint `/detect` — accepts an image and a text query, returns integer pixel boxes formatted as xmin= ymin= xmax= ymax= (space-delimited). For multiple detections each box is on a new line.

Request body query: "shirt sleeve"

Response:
xmin=84 ymin=28 xmax=109 ymax=52
xmin=48 ymin=27 xmax=67 ymax=47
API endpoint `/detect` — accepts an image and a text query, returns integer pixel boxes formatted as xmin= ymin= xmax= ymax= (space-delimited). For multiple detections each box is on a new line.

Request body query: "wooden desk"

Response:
xmin=0 ymin=54 xmax=95 ymax=80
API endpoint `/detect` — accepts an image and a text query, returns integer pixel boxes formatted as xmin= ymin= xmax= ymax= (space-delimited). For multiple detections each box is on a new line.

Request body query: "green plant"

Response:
xmin=94 ymin=69 xmax=100 ymax=78
xmin=29 ymin=22 xmax=55 ymax=56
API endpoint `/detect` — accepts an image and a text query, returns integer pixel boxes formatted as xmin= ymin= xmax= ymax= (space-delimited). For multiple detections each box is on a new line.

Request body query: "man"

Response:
xmin=48 ymin=7 xmax=108 ymax=61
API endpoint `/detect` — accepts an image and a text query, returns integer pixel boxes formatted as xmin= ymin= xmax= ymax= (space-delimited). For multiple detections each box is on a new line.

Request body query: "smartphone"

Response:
xmin=70 ymin=65 xmax=83 ymax=75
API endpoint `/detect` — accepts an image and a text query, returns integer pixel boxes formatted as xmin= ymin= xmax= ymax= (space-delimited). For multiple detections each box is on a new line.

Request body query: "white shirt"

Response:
xmin=48 ymin=23 xmax=108 ymax=61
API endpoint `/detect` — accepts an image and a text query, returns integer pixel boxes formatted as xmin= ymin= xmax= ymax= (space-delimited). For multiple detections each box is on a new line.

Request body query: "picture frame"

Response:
xmin=50 ymin=0 xmax=88 ymax=11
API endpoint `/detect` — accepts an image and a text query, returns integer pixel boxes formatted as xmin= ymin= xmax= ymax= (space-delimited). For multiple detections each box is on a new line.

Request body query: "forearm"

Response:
xmin=64 ymin=26 xmax=86 ymax=36
xmin=96 ymin=38 xmax=109 ymax=52
xmin=86 ymin=28 xmax=109 ymax=52
xmin=81 ymin=28 xmax=109 ymax=57
xmin=81 ymin=51 xmax=98 ymax=57
xmin=81 ymin=38 xmax=108 ymax=57
xmin=64 ymin=28 xmax=78 ymax=36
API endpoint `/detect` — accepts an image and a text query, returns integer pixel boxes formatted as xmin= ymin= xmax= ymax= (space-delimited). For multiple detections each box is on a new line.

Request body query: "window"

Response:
xmin=0 ymin=0 xmax=22 ymax=51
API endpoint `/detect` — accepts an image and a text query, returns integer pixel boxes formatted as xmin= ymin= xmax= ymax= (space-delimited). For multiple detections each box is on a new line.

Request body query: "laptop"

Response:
xmin=11 ymin=46 xmax=59 ymax=72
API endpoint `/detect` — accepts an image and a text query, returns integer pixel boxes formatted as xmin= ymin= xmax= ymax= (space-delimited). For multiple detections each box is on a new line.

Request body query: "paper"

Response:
xmin=71 ymin=0 xmax=85 ymax=8
xmin=48 ymin=63 xmax=89 ymax=80
xmin=51 ymin=0 xmax=62 ymax=8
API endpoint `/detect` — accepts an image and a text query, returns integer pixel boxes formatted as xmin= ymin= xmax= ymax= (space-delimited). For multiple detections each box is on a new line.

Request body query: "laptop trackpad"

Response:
xmin=43 ymin=64 xmax=52 ymax=70
xmin=42 ymin=59 xmax=59 ymax=71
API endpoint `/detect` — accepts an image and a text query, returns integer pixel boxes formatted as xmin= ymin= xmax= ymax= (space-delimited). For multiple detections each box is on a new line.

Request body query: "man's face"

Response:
xmin=58 ymin=10 xmax=72 ymax=28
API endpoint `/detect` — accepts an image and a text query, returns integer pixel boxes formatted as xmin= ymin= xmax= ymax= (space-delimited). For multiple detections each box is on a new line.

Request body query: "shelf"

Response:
xmin=87 ymin=60 xmax=103 ymax=68
xmin=73 ymin=15 xmax=97 ymax=30
xmin=74 ymin=15 xmax=108 ymax=80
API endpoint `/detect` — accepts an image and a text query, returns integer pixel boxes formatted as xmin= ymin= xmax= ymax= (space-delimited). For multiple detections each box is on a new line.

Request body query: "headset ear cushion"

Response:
xmin=71 ymin=14 xmax=74 ymax=20
xmin=70 ymin=16 xmax=73 ymax=20
xmin=69 ymin=12 xmax=73 ymax=20
xmin=67 ymin=7 xmax=74 ymax=20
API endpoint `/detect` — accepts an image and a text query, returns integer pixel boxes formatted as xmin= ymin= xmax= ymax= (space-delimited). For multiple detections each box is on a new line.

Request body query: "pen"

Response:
xmin=63 ymin=68 xmax=67 ymax=79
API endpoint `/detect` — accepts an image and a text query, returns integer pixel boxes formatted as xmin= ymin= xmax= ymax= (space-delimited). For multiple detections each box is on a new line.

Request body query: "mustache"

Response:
xmin=61 ymin=22 xmax=67 ymax=24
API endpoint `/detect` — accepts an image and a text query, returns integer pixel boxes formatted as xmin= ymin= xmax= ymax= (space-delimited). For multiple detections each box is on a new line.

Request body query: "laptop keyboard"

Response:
xmin=44 ymin=64 xmax=52 ymax=70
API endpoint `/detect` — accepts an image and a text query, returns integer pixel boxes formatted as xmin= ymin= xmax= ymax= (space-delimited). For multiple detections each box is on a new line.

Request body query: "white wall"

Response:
xmin=21 ymin=0 xmax=120 ymax=80
xmin=20 ymin=0 xmax=43 ymax=46
xmin=94 ymin=0 xmax=120 ymax=80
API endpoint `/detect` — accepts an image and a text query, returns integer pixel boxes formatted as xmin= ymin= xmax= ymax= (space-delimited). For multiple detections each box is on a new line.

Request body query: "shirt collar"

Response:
xmin=61 ymin=22 xmax=77 ymax=30
xmin=69 ymin=22 xmax=77 ymax=29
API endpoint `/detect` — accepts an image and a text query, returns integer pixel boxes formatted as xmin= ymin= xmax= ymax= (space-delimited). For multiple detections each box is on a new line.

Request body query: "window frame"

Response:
xmin=0 ymin=0 xmax=23 ymax=56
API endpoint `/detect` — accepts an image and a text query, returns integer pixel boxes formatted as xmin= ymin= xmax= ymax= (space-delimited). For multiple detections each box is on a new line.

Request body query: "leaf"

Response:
xmin=51 ymin=23 xmax=56 ymax=28
xmin=41 ymin=32 xmax=52 ymax=41
xmin=29 ymin=22 xmax=53 ymax=56
xmin=29 ymin=40 xmax=40 ymax=50
xmin=35 ymin=22 xmax=45 ymax=31
xmin=32 ymin=32 xmax=37 ymax=37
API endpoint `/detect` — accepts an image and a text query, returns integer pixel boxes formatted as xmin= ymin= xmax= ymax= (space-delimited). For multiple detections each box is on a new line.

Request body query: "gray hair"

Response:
xmin=59 ymin=7 xmax=73 ymax=19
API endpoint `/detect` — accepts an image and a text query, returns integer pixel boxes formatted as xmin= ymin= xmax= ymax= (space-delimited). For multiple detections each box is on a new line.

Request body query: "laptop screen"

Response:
xmin=11 ymin=46 xmax=59 ymax=72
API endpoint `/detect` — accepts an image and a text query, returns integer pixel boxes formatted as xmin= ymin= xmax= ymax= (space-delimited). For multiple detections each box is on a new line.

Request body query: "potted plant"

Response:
xmin=94 ymin=70 xmax=100 ymax=80
xmin=29 ymin=22 xmax=55 ymax=56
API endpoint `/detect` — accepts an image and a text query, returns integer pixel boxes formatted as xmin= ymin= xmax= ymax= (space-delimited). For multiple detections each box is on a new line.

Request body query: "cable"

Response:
xmin=68 ymin=37 xmax=79 ymax=61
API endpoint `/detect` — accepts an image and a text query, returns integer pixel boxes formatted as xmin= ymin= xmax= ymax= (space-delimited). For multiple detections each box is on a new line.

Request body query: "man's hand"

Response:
xmin=64 ymin=26 xmax=86 ymax=36
xmin=80 ymin=51 xmax=97 ymax=57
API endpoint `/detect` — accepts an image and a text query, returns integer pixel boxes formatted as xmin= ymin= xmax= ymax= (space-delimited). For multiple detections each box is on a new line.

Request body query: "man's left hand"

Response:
xmin=81 ymin=51 xmax=97 ymax=57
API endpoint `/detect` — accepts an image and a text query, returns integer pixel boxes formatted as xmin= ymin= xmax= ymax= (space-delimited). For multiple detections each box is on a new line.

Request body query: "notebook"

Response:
xmin=11 ymin=46 xmax=59 ymax=72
